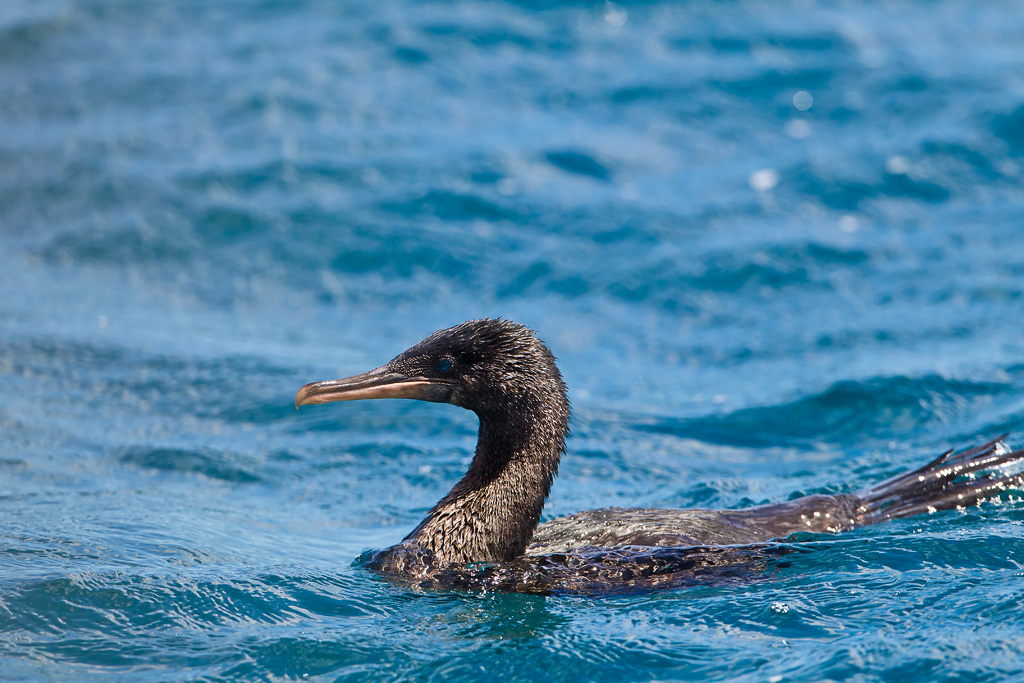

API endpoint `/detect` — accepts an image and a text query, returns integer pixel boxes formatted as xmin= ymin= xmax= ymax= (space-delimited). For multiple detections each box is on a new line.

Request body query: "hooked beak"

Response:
xmin=295 ymin=367 xmax=451 ymax=409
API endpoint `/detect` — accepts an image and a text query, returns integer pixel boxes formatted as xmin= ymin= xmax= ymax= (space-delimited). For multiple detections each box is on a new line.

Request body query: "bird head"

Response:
xmin=295 ymin=319 xmax=567 ymax=419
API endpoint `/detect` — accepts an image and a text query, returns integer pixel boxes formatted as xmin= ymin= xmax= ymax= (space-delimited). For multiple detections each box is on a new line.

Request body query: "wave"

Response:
xmin=638 ymin=373 xmax=1019 ymax=449
xmin=117 ymin=446 xmax=262 ymax=484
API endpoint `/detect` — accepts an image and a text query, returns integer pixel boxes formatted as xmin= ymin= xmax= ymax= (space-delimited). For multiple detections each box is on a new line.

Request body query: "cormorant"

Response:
xmin=295 ymin=319 xmax=1024 ymax=594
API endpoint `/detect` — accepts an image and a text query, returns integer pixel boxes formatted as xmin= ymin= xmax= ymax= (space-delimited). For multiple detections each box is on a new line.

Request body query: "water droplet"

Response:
xmin=749 ymin=168 xmax=780 ymax=192
xmin=886 ymin=156 xmax=911 ymax=175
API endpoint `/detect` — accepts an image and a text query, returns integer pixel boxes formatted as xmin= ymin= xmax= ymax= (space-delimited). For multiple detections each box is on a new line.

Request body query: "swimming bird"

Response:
xmin=296 ymin=319 xmax=1024 ymax=594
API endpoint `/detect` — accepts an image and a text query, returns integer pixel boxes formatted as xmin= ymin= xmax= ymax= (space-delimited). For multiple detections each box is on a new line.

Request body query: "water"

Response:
xmin=3 ymin=0 xmax=1024 ymax=679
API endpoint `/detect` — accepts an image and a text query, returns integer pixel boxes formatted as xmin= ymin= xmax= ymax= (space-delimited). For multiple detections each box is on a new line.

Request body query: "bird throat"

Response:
xmin=401 ymin=396 xmax=567 ymax=565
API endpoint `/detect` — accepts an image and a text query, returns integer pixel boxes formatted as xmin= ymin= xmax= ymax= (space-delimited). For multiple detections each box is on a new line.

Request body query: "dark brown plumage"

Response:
xmin=296 ymin=319 xmax=1024 ymax=594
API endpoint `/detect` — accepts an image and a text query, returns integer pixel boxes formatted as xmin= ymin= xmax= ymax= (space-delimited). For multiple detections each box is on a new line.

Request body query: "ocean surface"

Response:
xmin=3 ymin=0 xmax=1024 ymax=680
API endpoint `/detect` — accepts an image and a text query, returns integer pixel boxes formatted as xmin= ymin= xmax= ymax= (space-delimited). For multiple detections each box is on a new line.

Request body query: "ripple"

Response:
xmin=639 ymin=374 xmax=1014 ymax=448
xmin=0 ymin=5 xmax=71 ymax=62
xmin=992 ymin=104 xmax=1024 ymax=153
xmin=41 ymin=225 xmax=195 ymax=265
xmin=380 ymin=190 xmax=520 ymax=223
xmin=118 ymin=447 xmax=262 ymax=484
xmin=544 ymin=150 xmax=612 ymax=181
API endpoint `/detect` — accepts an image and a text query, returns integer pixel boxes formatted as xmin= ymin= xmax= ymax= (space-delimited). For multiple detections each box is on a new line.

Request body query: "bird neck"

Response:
xmin=402 ymin=396 xmax=568 ymax=565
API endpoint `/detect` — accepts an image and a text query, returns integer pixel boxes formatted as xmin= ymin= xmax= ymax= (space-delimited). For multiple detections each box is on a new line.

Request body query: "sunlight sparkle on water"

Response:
xmin=749 ymin=168 xmax=781 ymax=192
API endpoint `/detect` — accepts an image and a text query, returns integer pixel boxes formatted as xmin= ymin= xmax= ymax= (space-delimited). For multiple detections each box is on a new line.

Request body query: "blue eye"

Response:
xmin=437 ymin=359 xmax=452 ymax=373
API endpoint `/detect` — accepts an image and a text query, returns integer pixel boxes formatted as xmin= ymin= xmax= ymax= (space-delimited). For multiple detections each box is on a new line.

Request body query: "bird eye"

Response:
xmin=437 ymin=358 xmax=453 ymax=373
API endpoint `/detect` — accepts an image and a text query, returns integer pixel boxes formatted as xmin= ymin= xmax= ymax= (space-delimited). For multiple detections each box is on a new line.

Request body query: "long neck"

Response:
xmin=402 ymin=395 xmax=568 ymax=565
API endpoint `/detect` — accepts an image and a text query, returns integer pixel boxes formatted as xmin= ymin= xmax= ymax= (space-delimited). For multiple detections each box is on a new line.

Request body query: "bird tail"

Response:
xmin=854 ymin=436 xmax=1024 ymax=526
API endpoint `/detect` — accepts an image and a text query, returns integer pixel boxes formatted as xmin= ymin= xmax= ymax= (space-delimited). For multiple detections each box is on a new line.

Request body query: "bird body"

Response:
xmin=296 ymin=319 xmax=1024 ymax=594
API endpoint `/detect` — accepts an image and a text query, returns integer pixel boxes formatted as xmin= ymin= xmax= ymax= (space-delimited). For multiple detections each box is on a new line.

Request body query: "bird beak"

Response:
xmin=295 ymin=367 xmax=449 ymax=409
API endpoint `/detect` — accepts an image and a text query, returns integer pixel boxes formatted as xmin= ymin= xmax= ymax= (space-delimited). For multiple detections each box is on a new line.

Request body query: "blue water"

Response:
xmin=3 ymin=0 xmax=1024 ymax=679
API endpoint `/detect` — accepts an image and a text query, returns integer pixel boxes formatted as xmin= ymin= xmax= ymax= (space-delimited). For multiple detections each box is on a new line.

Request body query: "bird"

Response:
xmin=295 ymin=318 xmax=1024 ymax=594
